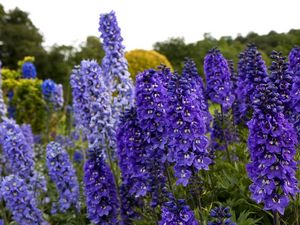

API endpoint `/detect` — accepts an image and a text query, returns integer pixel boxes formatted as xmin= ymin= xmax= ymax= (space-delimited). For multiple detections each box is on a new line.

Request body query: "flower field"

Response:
xmin=1 ymin=10 xmax=300 ymax=225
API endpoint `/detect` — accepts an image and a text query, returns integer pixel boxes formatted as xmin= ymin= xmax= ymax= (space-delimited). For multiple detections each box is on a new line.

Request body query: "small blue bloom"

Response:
xmin=22 ymin=62 xmax=37 ymax=79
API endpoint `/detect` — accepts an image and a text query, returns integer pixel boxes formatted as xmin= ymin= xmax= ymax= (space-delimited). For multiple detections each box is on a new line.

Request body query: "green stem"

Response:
xmin=220 ymin=105 xmax=232 ymax=164
xmin=273 ymin=211 xmax=280 ymax=225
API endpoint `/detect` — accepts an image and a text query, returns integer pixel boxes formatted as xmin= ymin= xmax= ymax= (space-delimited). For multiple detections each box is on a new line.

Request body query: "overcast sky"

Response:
xmin=1 ymin=0 xmax=300 ymax=51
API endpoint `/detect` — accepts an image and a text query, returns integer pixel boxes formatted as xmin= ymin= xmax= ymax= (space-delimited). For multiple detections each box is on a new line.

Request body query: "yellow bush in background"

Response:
xmin=125 ymin=49 xmax=173 ymax=82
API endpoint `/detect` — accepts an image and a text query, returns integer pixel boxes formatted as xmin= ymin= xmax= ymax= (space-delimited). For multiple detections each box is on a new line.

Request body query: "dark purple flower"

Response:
xmin=235 ymin=44 xmax=268 ymax=123
xmin=166 ymin=72 xmax=210 ymax=186
xmin=46 ymin=142 xmax=80 ymax=213
xmin=83 ymin=155 xmax=120 ymax=225
xmin=0 ymin=175 xmax=49 ymax=225
xmin=247 ymin=78 xmax=298 ymax=215
xmin=159 ymin=198 xmax=199 ymax=225
xmin=73 ymin=150 xmax=84 ymax=163
xmin=22 ymin=62 xmax=37 ymax=79
xmin=0 ymin=61 xmax=7 ymax=119
xmin=204 ymin=48 xmax=235 ymax=111
xmin=182 ymin=58 xmax=212 ymax=132
xmin=208 ymin=206 xmax=236 ymax=225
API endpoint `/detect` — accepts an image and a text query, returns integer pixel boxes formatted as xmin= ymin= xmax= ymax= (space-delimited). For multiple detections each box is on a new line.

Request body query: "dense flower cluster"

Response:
xmin=269 ymin=51 xmax=293 ymax=116
xmin=22 ymin=62 xmax=37 ymax=79
xmin=208 ymin=206 xmax=236 ymax=225
xmin=235 ymin=44 xmax=268 ymax=123
xmin=41 ymin=79 xmax=64 ymax=109
xmin=135 ymin=68 xmax=168 ymax=205
xmin=117 ymin=107 xmax=145 ymax=223
xmin=20 ymin=123 xmax=35 ymax=148
xmin=159 ymin=198 xmax=199 ymax=225
xmin=204 ymin=48 xmax=235 ymax=111
xmin=289 ymin=47 xmax=300 ymax=139
xmin=0 ymin=119 xmax=35 ymax=179
xmin=182 ymin=58 xmax=211 ymax=132
xmin=0 ymin=175 xmax=49 ymax=225
xmin=99 ymin=11 xmax=134 ymax=117
xmin=166 ymin=72 xmax=210 ymax=186
xmin=83 ymin=155 xmax=119 ymax=225
xmin=46 ymin=142 xmax=80 ymax=213
xmin=247 ymin=78 xmax=298 ymax=215
xmin=0 ymin=62 xmax=7 ymax=119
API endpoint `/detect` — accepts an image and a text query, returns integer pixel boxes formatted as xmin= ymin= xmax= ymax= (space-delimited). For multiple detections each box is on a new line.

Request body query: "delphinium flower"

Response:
xmin=247 ymin=77 xmax=298 ymax=215
xmin=0 ymin=175 xmax=49 ymax=225
xmin=288 ymin=47 xmax=300 ymax=140
xmin=46 ymin=141 xmax=80 ymax=213
xmin=73 ymin=150 xmax=84 ymax=163
xmin=41 ymin=79 xmax=56 ymax=101
xmin=166 ymin=72 xmax=210 ymax=186
xmin=208 ymin=206 xmax=236 ymax=225
xmin=99 ymin=11 xmax=134 ymax=117
xmin=0 ymin=119 xmax=35 ymax=180
xmin=0 ymin=219 xmax=3 ymax=225
xmin=204 ymin=48 xmax=235 ymax=111
xmin=159 ymin=196 xmax=199 ymax=225
xmin=135 ymin=68 xmax=168 ymax=206
xmin=70 ymin=65 xmax=91 ymax=133
xmin=0 ymin=62 xmax=7 ymax=119
xmin=7 ymin=90 xmax=15 ymax=119
xmin=20 ymin=123 xmax=35 ymax=148
xmin=235 ymin=44 xmax=268 ymax=123
xmin=22 ymin=62 xmax=37 ymax=79
xmin=83 ymin=154 xmax=120 ymax=225
xmin=182 ymin=58 xmax=212 ymax=132
xmin=117 ymin=107 xmax=145 ymax=224
xmin=269 ymin=51 xmax=293 ymax=117
xmin=52 ymin=83 xmax=64 ymax=110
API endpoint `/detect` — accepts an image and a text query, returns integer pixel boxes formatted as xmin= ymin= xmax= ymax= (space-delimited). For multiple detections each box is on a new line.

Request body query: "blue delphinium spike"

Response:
xmin=46 ymin=142 xmax=80 ymax=213
xmin=204 ymin=48 xmax=235 ymax=111
xmin=0 ymin=62 xmax=7 ymax=119
xmin=0 ymin=175 xmax=49 ymax=225
xmin=208 ymin=206 xmax=236 ymax=225
xmin=22 ymin=62 xmax=37 ymax=79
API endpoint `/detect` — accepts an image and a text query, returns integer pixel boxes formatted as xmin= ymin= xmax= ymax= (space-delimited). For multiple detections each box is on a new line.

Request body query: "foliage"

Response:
xmin=125 ymin=49 xmax=173 ymax=81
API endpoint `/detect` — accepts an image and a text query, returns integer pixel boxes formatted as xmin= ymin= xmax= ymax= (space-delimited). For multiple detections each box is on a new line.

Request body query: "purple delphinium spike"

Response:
xmin=159 ymin=197 xmax=199 ymax=225
xmin=52 ymin=83 xmax=64 ymax=110
xmin=117 ymin=107 xmax=145 ymax=224
xmin=235 ymin=44 xmax=268 ymax=123
xmin=208 ymin=206 xmax=236 ymax=225
xmin=247 ymin=77 xmax=298 ymax=215
xmin=269 ymin=51 xmax=293 ymax=116
xmin=166 ymin=72 xmax=210 ymax=186
xmin=20 ymin=123 xmax=35 ymax=148
xmin=70 ymin=65 xmax=90 ymax=131
xmin=0 ymin=175 xmax=49 ymax=225
xmin=22 ymin=62 xmax=37 ymax=79
xmin=0 ymin=119 xmax=35 ymax=180
xmin=0 ymin=62 xmax=7 ymax=119
xmin=135 ymin=68 xmax=168 ymax=206
xmin=83 ymin=155 xmax=120 ymax=225
xmin=46 ymin=142 xmax=80 ymax=213
xmin=288 ymin=47 xmax=300 ymax=141
xmin=204 ymin=48 xmax=235 ymax=111
xmin=99 ymin=11 xmax=134 ymax=118
xmin=182 ymin=58 xmax=212 ymax=132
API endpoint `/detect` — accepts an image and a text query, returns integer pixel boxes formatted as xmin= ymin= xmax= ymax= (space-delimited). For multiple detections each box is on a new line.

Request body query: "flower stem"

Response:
xmin=273 ymin=211 xmax=280 ymax=225
xmin=220 ymin=105 xmax=231 ymax=163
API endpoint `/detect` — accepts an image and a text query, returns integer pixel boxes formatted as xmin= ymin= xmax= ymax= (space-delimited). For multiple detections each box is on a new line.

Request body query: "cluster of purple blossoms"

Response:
xmin=269 ymin=51 xmax=293 ymax=116
xmin=0 ymin=175 xmax=49 ymax=225
xmin=70 ymin=65 xmax=90 ymax=131
xmin=83 ymin=155 xmax=120 ymax=225
xmin=159 ymin=198 xmax=199 ymax=225
xmin=46 ymin=142 xmax=80 ymax=213
xmin=166 ymin=72 xmax=210 ymax=186
xmin=99 ymin=11 xmax=134 ymax=118
xmin=41 ymin=79 xmax=64 ymax=110
xmin=135 ymin=68 xmax=168 ymax=206
xmin=247 ymin=77 xmax=298 ymax=215
xmin=182 ymin=58 xmax=211 ymax=132
xmin=22 ymin=62 xmax=37 ymax=79
xmin=235 ymin=44 xmax=268 ymax=123
xmin=0 ymin=62 xmax=7 ymax=119
xmin=20 ymin=123 xmax=35 ymax=148
xmin=208 ymin=206 xmax=236 ymax=225
xmin=117 ymin=107 xmax=145 ymax=223
xmin=288 ymin=47 xmax=300 ymax=139
xmin=204 ymin=48 xmax=235 ymax=111
xmin=0 ymin=119 xmax=35 ymax=180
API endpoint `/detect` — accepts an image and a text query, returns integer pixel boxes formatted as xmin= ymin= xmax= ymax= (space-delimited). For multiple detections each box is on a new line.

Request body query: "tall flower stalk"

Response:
xmin=0 ymin=62 xmax=7 ymax=119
